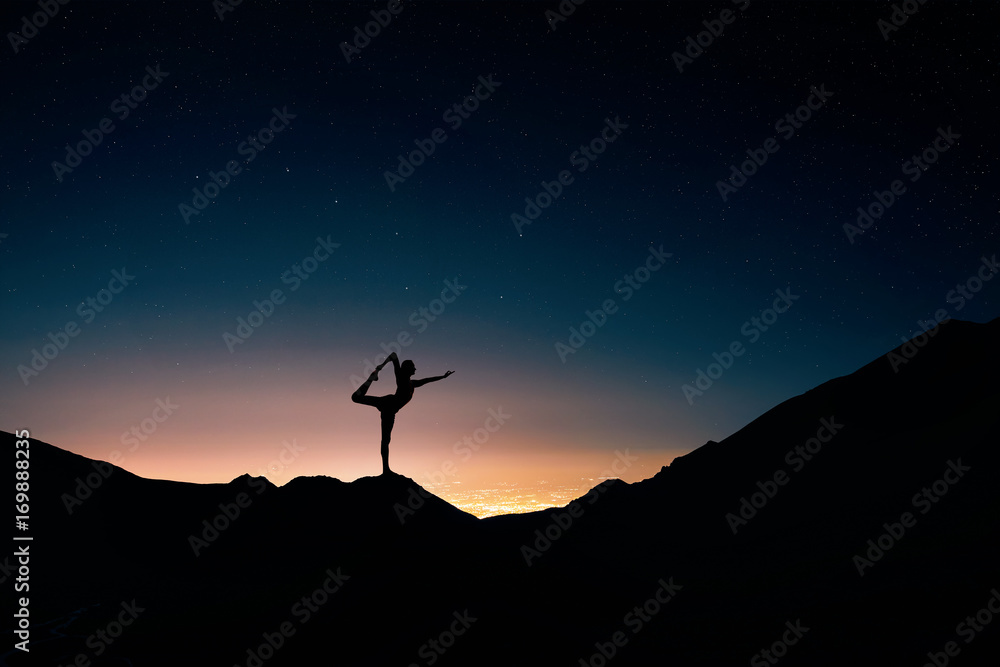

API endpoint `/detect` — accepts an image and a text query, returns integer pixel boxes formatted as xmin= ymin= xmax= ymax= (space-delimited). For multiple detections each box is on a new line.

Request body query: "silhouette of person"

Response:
xmin=351 ymin=352 xmax=454 ymax=475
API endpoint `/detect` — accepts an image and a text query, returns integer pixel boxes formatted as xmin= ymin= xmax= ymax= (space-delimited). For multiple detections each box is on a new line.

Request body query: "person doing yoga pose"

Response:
xmin=351 ymin=351 xmax=454 ymax=475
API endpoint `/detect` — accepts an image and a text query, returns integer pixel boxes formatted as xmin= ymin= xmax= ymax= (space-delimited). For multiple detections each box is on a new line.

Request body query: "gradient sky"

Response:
xmin=1 ymin=1 xmax=997 ymax=512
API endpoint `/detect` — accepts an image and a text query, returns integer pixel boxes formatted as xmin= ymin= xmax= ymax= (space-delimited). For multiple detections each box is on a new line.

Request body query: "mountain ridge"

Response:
xmin=4 ymin=317 xmax=999 ymax=666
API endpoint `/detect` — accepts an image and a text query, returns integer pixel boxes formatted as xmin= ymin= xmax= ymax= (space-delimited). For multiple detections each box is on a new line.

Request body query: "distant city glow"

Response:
xmin=426 ymin=479 xmax=623 ymax=518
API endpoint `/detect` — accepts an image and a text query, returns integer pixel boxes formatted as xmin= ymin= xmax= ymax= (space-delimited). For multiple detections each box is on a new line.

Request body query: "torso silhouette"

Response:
xmin=391 ymin=368 xmax=414 ymax=411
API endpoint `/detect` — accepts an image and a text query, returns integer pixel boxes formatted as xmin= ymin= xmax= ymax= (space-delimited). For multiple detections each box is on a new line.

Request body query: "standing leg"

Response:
xmin=380 ymin=411 xmax=396 ymax=475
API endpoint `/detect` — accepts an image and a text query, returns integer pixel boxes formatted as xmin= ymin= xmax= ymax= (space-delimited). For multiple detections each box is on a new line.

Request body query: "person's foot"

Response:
xmin=369 ymin=370 xmax=379 ymax=382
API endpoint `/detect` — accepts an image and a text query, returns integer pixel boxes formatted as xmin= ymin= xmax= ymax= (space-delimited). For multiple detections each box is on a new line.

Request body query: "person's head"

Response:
xmin=401 ymin=360 xmax=416 ymax=376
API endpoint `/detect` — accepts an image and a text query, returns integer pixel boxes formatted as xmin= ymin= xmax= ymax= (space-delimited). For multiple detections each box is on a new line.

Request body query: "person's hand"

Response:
xmin=444 ymin=370 xmax=455 ymax=378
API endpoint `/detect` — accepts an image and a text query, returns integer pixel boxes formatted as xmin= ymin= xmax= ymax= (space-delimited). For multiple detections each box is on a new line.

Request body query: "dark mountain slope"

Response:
xmin=4 ymin=318 xmax=998 ymax=666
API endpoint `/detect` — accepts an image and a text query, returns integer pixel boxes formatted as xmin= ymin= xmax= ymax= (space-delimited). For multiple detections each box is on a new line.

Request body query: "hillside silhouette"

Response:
xmin=4 ymin=318 xmax=999 ymax=666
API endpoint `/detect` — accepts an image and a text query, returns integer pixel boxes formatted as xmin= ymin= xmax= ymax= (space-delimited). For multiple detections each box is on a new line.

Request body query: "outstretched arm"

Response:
xmin=412 ymin=370 xmax=454 ymax=388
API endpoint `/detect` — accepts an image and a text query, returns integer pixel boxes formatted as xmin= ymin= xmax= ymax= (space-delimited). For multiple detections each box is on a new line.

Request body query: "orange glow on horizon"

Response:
xmin=10 ymin=348 xmax=694 ymax=518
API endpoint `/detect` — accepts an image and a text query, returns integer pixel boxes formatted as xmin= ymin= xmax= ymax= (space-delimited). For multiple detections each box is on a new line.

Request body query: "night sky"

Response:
xmin=2 ymin=0 xmax=997 ymax=513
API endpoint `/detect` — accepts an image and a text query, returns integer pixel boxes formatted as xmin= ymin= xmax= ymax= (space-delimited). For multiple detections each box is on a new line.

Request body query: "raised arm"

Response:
xmin=383 ymin=351 xmax=401 ymax=373
xmin=411 ymin=370 xmax=454 ymax=388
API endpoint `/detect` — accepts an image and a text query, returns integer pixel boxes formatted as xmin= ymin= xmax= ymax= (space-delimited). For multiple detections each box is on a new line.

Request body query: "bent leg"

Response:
xmin=352 ymin=372 xmax=380 ymax=406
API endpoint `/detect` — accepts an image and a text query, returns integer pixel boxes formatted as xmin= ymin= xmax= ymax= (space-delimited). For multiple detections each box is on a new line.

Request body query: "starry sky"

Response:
xmin=1 ymin=1 xmax=997 ymax=511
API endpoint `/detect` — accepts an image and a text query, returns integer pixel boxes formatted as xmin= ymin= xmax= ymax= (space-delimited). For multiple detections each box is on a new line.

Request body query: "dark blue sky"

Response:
xmin=2 ymin=0 xmax=997 ymax=490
